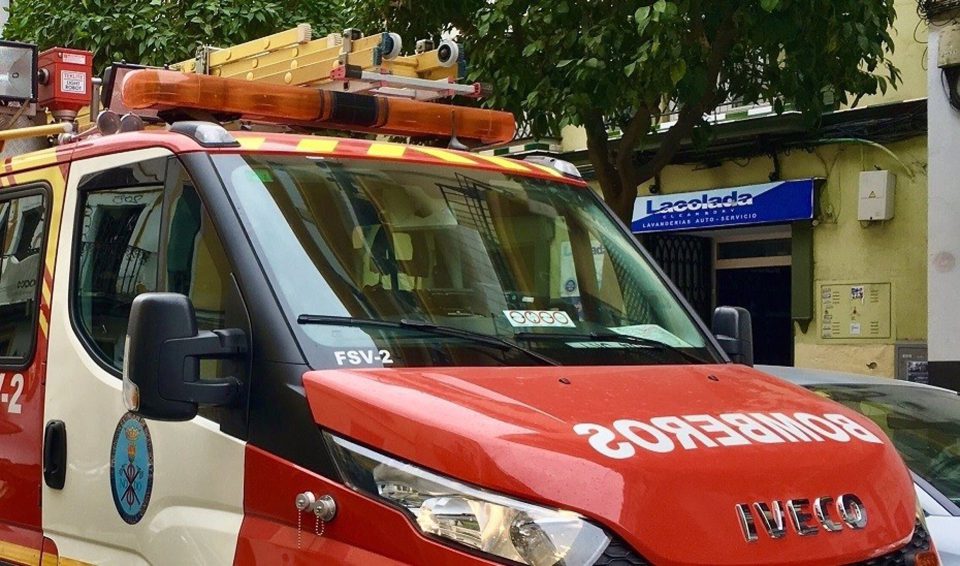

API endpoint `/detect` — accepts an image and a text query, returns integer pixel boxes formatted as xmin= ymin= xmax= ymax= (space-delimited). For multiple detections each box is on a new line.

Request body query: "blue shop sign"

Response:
xmin=631 ymin=179 xmax=816 ymax=233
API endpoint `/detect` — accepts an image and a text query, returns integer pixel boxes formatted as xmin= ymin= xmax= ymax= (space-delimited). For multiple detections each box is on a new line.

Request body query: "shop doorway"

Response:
xmin=716 ymin=266 xmax=793 ymax=365
xmin=644 ymin=227 xmax=794 ymax=366
xmin=713 ymin=227 xmax=793 ymax=365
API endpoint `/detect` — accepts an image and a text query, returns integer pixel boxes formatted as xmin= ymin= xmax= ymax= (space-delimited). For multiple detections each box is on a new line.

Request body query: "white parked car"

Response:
xmin=758 ymin=365 xmax=960 ymax=565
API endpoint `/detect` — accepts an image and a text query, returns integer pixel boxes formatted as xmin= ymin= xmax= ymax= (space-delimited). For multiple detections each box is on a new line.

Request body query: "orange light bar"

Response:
xmin=121 ymin=69 xmax=515 ymax=145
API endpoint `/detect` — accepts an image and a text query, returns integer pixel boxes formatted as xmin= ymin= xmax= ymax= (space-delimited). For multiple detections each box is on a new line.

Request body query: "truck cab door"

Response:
xmin=42 ymin=148 xmax=247 ymax=565
xmin=0 ymin=172 xmax=58 ymax=566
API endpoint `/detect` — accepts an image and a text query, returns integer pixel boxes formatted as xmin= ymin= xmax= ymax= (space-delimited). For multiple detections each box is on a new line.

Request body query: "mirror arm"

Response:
xmin=159 ymin=328 xmax=247 ymax=406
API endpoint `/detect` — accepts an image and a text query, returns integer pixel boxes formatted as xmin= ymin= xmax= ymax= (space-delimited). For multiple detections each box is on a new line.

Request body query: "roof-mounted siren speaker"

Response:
xmin=0 ymin=40 xmax=38 ymax=117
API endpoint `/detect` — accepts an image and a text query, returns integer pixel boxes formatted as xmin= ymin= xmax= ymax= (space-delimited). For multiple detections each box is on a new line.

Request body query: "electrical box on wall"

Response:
xmin=939 ymin=22 xmax=960 ymax=68
xmin=858 ymin=170 xmax=896 ymax=221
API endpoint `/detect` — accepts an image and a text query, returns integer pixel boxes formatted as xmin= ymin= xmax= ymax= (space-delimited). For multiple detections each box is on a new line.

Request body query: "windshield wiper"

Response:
xmin=297 ymin=314 xmax=560 ymax=366
xmin=514 ymin=331 xmax=711 ymax=364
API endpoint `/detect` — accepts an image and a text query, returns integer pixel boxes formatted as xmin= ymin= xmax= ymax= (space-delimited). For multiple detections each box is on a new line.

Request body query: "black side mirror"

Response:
xmin=712 ymin=306 xmax=754 ymax=366
xmin=124 ymin=293 xmax=246 ymax=421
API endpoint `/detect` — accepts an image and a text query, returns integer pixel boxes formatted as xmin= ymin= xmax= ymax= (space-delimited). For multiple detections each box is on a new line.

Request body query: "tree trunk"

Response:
xmin=583 ymin=111 xmax=637 ymax=225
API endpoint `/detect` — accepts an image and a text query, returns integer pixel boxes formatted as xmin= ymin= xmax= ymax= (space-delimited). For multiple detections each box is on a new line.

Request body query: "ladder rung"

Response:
xmin=209 ymin=24 xmax=312 ymax=67
xmin=214 ymin=33 xmax=384 ymax=79
xmin=172 ymin=24 xmax=312 ymax=73
xmin=167 ymin=25 xmax=473 ymax=99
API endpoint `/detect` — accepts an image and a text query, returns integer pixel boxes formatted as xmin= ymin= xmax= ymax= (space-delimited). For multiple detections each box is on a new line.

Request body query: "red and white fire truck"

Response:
xmin=0 ymin=27 xmax=938 ymax=566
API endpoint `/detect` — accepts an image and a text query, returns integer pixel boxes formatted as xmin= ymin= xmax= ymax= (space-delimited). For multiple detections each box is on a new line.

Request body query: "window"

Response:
xmin=163 ymin=168 xmax=230 ymax=333
xmin=0 ymin=190 xmax=46 ymax=364
xmin=74 ymin=157 xmax=231 ymax=371
xmin=216 ymin=155 xmax=714 ymax=367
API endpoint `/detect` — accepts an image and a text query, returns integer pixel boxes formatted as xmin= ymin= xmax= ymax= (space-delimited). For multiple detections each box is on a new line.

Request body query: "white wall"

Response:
xmin=927 ymin=24 xmax=960 ymax=386
xmin=0 ymin=0 xmax=8 ymax=35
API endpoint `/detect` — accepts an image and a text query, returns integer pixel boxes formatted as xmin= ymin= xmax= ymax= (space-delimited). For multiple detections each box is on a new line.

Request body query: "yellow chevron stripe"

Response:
xmin=475 ymin=155 xmax=530 ymax=172
xmin=8 ymin=148 xmax=57 ymax=171
xmin=237 ymin=137 xmax=266 ymax=150
xmin=44 ymin=171 xmax=65 ymax=276
xmin=415 ymin=147 xmax=478 ymax=165
xmin=297 ymin=138 xmax=339 ymax=153
xmin=39 ymin=313 xmax=48 ymax=337
xmin=367 ymin=143 xmax=405 ymax=158
xmin=0 ymin=540 xmax=41 ymax=565
xmin=42 ymin=279 xmax=51 ymax=306
xmin=524 ymin=162 xmax=564 ymax=178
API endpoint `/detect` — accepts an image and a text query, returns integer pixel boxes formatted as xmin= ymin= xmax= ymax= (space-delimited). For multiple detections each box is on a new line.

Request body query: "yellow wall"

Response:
xmin=634 ymin=136 xmax=927 ymax=376
xmin=853 ymin=0 xmax=928 ymax=107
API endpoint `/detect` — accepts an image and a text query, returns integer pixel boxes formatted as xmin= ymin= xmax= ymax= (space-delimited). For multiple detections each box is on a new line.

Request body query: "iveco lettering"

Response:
xmin=0 ymin=28 xmax=939 ymax=566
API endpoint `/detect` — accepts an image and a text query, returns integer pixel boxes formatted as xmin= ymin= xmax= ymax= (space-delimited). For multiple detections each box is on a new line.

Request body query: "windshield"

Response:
xmin=809 ymin=383 xmax=960 ymax=506
xmin=215 ymin=153 xmax=716 ymax=367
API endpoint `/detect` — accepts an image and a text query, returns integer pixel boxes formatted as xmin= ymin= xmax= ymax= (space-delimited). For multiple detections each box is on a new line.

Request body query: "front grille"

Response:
xmin=593 ymin=538 xmax=650 ymax=566
xmin=851 ymin=519 xmax=932 ymax=566
xmin=595 ymin=519 xmax=931 ymax=566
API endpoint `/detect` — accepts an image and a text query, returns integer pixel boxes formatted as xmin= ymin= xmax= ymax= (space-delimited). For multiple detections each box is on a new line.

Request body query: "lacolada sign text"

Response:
xmin=631 ymin=179 xmax=816 ymax=233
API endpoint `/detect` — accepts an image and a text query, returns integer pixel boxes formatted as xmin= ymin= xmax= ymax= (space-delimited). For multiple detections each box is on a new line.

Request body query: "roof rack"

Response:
xmin=0 ymin=26 xmax=515 ymax=148
xmin=170 ymin=25 xmax=482 ymax=102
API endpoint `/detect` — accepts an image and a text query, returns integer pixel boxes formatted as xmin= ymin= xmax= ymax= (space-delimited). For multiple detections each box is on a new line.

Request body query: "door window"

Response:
xmin=0 ymin=191 xmax=46 ymax=365
xmin=74 ymin=157 xmax=231 ymax=372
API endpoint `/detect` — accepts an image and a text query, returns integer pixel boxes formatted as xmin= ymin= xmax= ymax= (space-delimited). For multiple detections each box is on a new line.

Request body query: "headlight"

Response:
xmin=325 ymin=432 xmax=611 ymax=566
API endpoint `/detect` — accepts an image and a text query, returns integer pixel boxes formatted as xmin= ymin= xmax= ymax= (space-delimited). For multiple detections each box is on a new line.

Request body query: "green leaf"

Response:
xmin=760 ymin=0 xmax=780 ymax=12
xmin=624 ymin=61 xmax=637 ymax=77
xmin=670 ymin=60 xmax=686 ymax=84
xmin=523 ymin=41 xmax=543 ymax=56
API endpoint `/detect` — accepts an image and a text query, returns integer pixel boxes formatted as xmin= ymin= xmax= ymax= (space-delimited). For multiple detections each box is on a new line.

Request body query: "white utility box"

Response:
xmin=858 ymin=170 xmax=896 ymax=221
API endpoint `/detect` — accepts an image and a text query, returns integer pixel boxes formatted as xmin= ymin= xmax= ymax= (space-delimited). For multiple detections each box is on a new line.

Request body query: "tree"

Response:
xmin=3 ymin=0 xmax=347 ymax=72
xmin=354 ymin=0 xmax=900 ymax=222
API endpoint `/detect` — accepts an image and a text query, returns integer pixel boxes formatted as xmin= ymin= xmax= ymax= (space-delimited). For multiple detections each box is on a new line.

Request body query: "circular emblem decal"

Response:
xmin=110 ymin=412 xmax=154 ymax=524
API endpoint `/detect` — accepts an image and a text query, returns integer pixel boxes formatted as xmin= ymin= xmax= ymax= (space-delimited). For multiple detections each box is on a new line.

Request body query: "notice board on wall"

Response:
xmin=820 ymin=282 xmax=891 ymax=339
xmin=895 ymin=343 xmax=928 ymax=383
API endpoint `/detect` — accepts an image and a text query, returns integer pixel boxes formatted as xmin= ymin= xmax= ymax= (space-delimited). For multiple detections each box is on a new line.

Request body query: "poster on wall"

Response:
xmin=896 ymin=343 xmax=928 ymax=382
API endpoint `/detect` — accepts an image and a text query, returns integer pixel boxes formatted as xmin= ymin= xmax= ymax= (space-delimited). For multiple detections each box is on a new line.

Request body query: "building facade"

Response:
xmin=485 ymin=0 xmax=929 ymax=378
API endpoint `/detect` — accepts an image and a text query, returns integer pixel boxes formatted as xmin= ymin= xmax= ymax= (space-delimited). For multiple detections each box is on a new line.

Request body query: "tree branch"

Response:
xmin=583 ymin=110 xmax=622 ymax=203
xmin=611 ymin=105 xmax=653 ymax=216
xmin=631 ymin=9 xmax=739 ymax=185
xmin=689 ymin=0 xmax=710 ymax=52
xmin=615 ymin=105 xmax=652 ymax=167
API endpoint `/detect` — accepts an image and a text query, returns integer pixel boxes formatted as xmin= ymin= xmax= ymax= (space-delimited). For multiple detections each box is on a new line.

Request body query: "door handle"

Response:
xmin=43 ymin=420 xmax=67 ymax=490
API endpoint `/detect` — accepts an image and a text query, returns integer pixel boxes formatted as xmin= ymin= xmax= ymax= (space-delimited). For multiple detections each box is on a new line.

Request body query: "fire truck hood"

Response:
xmin=302 ymin=364 xmax=915 ymax=565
